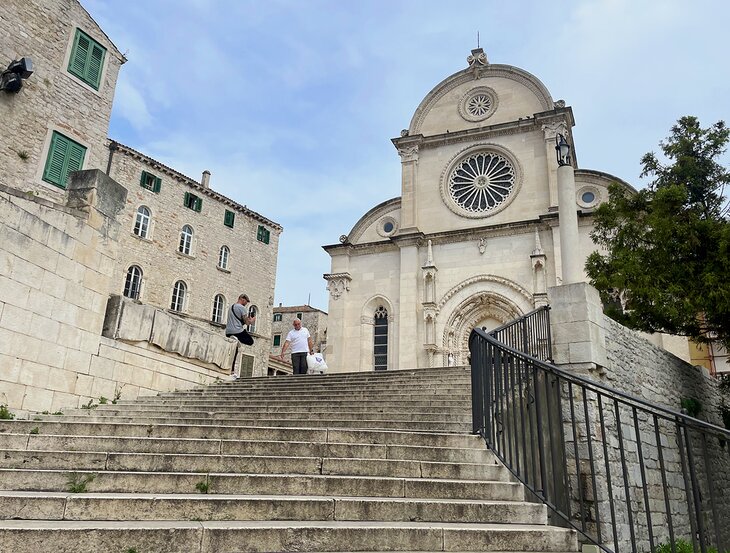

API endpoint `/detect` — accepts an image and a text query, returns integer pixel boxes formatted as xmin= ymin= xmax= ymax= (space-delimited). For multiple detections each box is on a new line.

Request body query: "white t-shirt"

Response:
xmin=286 ymin=327 xmax=311 ymax=353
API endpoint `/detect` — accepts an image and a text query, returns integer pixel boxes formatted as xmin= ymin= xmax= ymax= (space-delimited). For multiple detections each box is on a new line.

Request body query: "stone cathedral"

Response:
xmin=323 ymin=49 xmax=632 ymax=373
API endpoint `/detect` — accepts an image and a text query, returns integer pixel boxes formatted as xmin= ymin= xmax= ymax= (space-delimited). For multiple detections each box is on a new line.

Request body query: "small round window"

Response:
xmin=576 ymin=186 xmax=600 ymax=209
xmin=377 ymin=217 xmax=398 ymax=237
xmin=581 ymin=191 xmax=595 ymax=204
xmin=383 ymin=221 xmax=394 ymax=233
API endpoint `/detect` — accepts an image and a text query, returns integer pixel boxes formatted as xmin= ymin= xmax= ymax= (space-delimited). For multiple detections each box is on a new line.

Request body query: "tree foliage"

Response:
xmin=586 ymin=116 xmax=730 ymax=348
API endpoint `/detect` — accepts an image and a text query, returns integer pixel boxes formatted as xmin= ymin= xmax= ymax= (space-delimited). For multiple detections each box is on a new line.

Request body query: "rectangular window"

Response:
xmin=184 ymin=192 xmax=202 ymax=212
xmin=257 ymin=225 xmax=270 ymax=244
xmin=295 ymin=312 xmax=303 ymax=320
xmin=273 ymin=334 xmax=281 ymax=347
xmin=68 ymin=28 xmax=106 ymax=90
xmin=42 ymin=131 xmax=87 ymax=189
xmin=140 ymin=171 xmax=162 ymax=193
xmin=273 ymin=313 xmax=282 ymax=322
xmin=224 ymin=209 xmax=235 ymax=228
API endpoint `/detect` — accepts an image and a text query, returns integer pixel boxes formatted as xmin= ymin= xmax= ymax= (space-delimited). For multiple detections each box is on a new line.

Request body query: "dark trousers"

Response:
xmin=291 ymin=352 xmax=308 ymax=375
xmin=227 ymin=330 xmax=254 ymax=371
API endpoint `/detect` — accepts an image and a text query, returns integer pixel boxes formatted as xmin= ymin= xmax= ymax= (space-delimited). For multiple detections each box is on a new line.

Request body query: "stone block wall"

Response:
xmin=547 ymin=283 xmax=729 ymax=552
xmin=0 ymin=0 xmax=125 ymax=202
xmin=0 ymin=170 xmax=125 ymax=413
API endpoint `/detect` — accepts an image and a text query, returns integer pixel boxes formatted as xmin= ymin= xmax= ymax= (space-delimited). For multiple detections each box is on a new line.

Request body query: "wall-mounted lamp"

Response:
xmin=555 ymin=133 xmax=571 ymax=167
xmin=1 ymin=57 xmax=34 ymax=93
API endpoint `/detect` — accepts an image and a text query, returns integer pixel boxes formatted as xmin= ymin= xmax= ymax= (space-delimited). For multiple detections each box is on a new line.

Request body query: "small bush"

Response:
xmin=80 ymin=399 xmax=97 ymax=410
xmin=99 ymin=396 xmax=108 ymax=405
xmin=0 ymin=404 xmax=15 ymax=420
xmin=29 ymin=427 xmax=39 ymax=435
xmin=654 ymin=538 xmax=726 ymax=553
xmin=680 ymin=397 xmax=702 ymax=418
xmin=195 ymin=481 xmax=209 ymax=493
xmin=52 ymin=411 xmax=63 ymax=416
xmin=67 ymin=472 xmax=96 ymax=493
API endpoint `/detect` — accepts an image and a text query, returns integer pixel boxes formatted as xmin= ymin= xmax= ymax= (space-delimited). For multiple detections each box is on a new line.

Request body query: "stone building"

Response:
xmin=0 ymin=0 xmax=125 ymax=203
xmin=107 ymin=141 xmax=282 ymax=377
xmin=270 ymin=304 xmax=328 ymax=364
xmin=323 ymin=49 xmax=634 ymax=373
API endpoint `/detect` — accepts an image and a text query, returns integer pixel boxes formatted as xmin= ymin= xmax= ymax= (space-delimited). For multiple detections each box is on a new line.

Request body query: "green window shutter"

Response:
xmin=257 ymin=225 xmax=263 ymax=241
xmin=195 ymin=197 xmax=202 ymax=212
xmin=68 ymin=29 xmax=106 ymax=90
xmin=153 ymin=176 xmax=162 ymax=193
xmin=224 ymin=210 xmax=235 ymax=228
xmin=69 ymin=31 xmax=89 ymax=78
xmin=43 ymin=132 xmax=86 ymax=189
xmin=273 ymin=335 xmax=281 ymax=347
xmin=87 ymin=43 xmax=105 ymax=89
xmin=66 ymin=141 xmax=86 ymax=177
xmin=140 ymin=171 xmax=148 ymax=187
xmin=43 ymin=133 xmax=69 ymax=187
xmin=264 ymin=228 xmax=270 ymax=244
xmin=184 ymin=192 xmax=190 ymax=207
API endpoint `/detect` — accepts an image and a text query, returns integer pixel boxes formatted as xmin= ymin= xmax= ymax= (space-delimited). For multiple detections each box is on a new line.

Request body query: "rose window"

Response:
xmin=467 ymin=94 xmax=491 ymax=117
xmin=448 ymin=152 xmax=515 ymax=213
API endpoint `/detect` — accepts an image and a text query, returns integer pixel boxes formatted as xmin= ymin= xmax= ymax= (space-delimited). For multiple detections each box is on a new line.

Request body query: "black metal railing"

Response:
xmin=470 ymin=311 xmax=730 ymax=553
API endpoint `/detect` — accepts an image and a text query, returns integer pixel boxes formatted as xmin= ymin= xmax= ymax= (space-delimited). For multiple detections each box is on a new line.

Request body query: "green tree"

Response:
xmin=586 ymin=116 xmax=730 ymax=348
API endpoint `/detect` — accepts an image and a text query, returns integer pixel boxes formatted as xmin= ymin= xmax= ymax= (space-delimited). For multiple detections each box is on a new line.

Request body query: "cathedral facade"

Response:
xmin=323 ymin=49 xmax=632 ymax=372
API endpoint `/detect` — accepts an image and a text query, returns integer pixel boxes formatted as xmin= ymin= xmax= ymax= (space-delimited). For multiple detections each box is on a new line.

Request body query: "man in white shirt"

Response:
xmin=278 ymin=318 xmax=313 ymax=375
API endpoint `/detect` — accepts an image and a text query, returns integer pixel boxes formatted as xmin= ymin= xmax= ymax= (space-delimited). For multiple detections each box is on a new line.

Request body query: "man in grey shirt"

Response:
xmin=226 ymin=294 xmax=255 ymax=374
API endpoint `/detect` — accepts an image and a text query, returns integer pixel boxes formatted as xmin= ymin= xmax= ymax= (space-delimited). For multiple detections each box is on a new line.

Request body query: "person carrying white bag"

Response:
xmin=306 ymin=352 xmax=328 ymax=375
xmin=278 ymin=318 xmax=314 ymax=375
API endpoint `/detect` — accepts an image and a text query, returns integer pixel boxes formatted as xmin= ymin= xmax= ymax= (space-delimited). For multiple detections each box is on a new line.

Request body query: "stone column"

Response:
xmin=397 ymin=240 xmax=420 ymax=369
xmin=396 ymin=142 xmax=420 ymax=233
xmin=557 ymin=164 xmax=582 ymax=285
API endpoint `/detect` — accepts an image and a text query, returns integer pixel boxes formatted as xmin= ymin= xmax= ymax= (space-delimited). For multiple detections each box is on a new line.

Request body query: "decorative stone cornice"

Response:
xmin=323 ymin=272 xmax=352 ymax=300
xmin=397 ymin=145 xmax=420 ymax=162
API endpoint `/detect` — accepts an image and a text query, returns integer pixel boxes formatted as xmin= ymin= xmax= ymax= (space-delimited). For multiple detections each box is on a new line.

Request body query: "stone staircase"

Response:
xmin=0 ymin=367 xmax=578 ymax=552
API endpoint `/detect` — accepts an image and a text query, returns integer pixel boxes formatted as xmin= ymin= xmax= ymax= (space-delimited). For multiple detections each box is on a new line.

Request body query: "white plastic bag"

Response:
xmin=306 ymin=353 xmax=328 ymax=374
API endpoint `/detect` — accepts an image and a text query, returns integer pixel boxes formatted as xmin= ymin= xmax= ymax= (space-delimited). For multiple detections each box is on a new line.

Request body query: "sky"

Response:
xmin=82 ymin=0 xmax=730 ymax=311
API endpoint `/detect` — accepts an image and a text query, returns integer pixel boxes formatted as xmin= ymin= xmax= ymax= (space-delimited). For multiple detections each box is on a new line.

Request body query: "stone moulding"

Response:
xmin=408 ymin=64 xmax=554 ymax=135
xmin=436 ymin=274 xmax=533 ymax=312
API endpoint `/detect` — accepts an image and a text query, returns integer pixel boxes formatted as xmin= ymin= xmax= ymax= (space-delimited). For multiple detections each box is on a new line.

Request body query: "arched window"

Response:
xmin=179 ymin=225 xmax=193 ymax=255
xmin=248 ymin=305 xmax=257 ymax=333
xmin=374 ymin=306 xmax=388 ymax=371
xmin=133 ymin=206 xmax=151 ymax=238
xmin=212 ymin=294 xmax=225 ymax=324
xmin=171 ymin=280 xmax=187 ymax=312
xmin=123 ymin=265 xmax=142 ymax=300
xmin=218 ymin=245 xmax=229 ymax=270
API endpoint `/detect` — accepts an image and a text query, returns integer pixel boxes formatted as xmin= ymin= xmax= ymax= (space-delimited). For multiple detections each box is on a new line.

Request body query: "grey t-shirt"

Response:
xmin=225 ymin=303 xmax=249 ymax=335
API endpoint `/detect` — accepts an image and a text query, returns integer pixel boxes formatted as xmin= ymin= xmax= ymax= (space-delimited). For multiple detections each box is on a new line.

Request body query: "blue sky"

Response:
xmin=83 ymin=0 xmax=729 ymax=311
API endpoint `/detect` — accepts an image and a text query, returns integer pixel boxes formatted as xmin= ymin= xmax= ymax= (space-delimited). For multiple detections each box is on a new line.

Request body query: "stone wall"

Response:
xmin=548 ymin=283 xmax=729 ymax=552
xmin=0 ymin=170 xmax=125 ymax=413
xmin=0 ymin=0 xmax=124 ymax=203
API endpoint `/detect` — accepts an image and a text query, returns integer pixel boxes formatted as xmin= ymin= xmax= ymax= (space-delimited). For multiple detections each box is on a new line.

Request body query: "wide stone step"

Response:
xmin=6 ymin=436 xmax=492 ymax=464
xmin=31 ymin=418 xmax=469 ymax=432
xmin=161 ymin=387 xmax=471 ymax=397
xmin=100 ymin=404 xmax=471 ymax=415
xmin=114 ymin=399 xmax=470 ymax=408
xmin=1 ymin=491 xmax=545 ymax=524
xmin=0 ymin=470 xmax=524 ymax=500
xmin=1 ymin=421 xmax=480 ymax=448
xmin=66 ymin=408 xmax=471 ymax=422
xmin=0 ymin=520 xmax=577 ymax=552
xmin=154 ymin=392 xmax=472 ymax=400
xmin=0 ymin=450 xmax=507 ymax=480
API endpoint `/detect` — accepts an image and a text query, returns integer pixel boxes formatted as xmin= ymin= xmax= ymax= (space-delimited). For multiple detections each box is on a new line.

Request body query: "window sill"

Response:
xmin=216 ymin=266 xmax=231 ymax=274
xmin=131 ymin=233 xmax=152 ymax=242
xmin=176 ymin=251 xmax=195 ymax=260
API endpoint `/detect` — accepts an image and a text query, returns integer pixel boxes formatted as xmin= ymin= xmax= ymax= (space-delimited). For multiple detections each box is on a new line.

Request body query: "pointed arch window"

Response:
xmin=133 ymin=206 xmax=151 ymax=238
xmin=123 ymin=265 xmax=142 ymax=300
xmin=212 ymin=294 xmax=225 ymax=324
xmin=374 ymin=306 xmax=388 ymax=371
xmin=218 ymin=245 xmax=230 ymax=270
xmin=248 ymin=305 xmax=258 ymax=333
xmin=171 ymin=280 xmax=187 ymax=312
xmin=179 ymin=225 xmax=193 ymax=255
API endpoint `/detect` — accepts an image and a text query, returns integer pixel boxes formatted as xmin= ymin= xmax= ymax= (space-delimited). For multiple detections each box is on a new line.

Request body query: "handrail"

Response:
xmin=469 ymin=309 xmax=730 ymax=553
